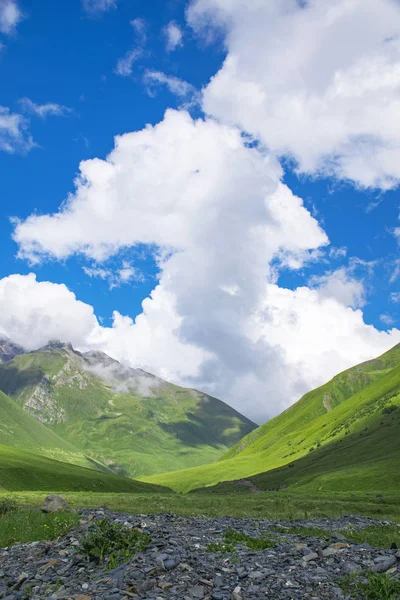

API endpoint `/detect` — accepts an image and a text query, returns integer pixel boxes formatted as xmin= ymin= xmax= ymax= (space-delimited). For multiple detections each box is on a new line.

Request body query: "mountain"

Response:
xmin=0 ymin=341 xmax=256 ymax=478
xmin=142 ymin=343 xmax=400 ymax=493
xmin=0 ymin=388 xmax=109 ymax=471
xmin=0 ymin=335 xmax=24 ymax=363
xmin=0 ymin=444 xmax=169 ymax=493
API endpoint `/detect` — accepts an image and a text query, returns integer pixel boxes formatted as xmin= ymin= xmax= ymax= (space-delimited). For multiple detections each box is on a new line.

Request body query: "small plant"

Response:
xmin=81 ymin=519 xmax=151 ymax=567
xmin=382 ymin=405 xmax=398 ymax=415
xmin=342 ymin=572 xmax=400 ymax=599
xmin=224 ymin=529 xmax=275 ymax=550
xmin=0 ymin=497 xmax=17 ymax=516
xmin=206 ymin=541 xmax=235 ymax=553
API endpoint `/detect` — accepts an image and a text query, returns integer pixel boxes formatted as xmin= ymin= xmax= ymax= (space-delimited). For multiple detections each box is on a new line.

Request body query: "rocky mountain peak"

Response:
xmin=0 ymin=335 xmax=25 ymax=363
xmin=38 ymin=340 xmax=76 ymax=353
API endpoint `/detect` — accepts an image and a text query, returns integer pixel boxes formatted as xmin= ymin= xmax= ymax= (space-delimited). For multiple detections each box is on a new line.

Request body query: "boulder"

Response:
xmin=41 ymin=494 xmax=68 ymax=513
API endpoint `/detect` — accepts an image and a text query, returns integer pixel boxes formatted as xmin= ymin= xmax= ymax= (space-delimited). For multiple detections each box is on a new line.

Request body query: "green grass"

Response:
xmin=224 ymin=529 xmax=275 ymax=550
xmin=272 ymin=524 xmax=400 ymax=548
xmin=273 ymin=525 xmax=330 ymax=539
xmin=342 ymin=573 xmax=400 ymax=600
xmin=0 ymin=390 xmax=101 ymax=471
xmin=81 ymin=518 xmax=151 ymax=567
xmin=0 ymin=346 xmax=255 ymax=478
xmin=3 ymin=490 xmax=400 ymax=522
xmin=0 ymin=509 xmax=79 ymax=547
xmin=143 ymin=344 xmax=400 ymax=493
xmin=206 ymin=541 xmax=235 ymax=553
xmin=344 ymin=525 xmax=400 ymax=549
xmin=0 ymin=445 xmax=170 ymax=493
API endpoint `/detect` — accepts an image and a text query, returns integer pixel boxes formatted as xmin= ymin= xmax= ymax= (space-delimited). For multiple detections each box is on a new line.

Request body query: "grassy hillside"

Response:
xmin=0 ymin=445 xmax=169 ymax=493
xmin=0 ymin=390 xmax=106 ymax=471
xmin=142 ymin=344 xmax=400 ymax=492
xmin=0 ymin=343 xmax=255 ymax=477
xmin=224 ymin=342 xmax=400 ymax=460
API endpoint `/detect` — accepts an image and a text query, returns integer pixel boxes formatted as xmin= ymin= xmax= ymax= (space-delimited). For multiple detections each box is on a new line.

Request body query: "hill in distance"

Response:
xmin=143 ymin=343 xmax=400 ymax=493
xmin=0 ymin=444 xmax=169 ymax=493
xmin=0 ymin=340 xmax=256 ymax=478
xmin=0 ymin=388 xmax=109 ymax=472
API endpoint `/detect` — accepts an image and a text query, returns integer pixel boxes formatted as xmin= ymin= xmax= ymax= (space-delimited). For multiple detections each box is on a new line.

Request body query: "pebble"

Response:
xmin=0 ymin=510 xmax=398 ymax=600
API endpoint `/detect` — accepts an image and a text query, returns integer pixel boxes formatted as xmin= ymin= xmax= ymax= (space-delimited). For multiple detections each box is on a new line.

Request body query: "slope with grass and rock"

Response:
xmin=0 ymin=388 xmax=107 ymax=471
xmin=0 ymin=445 xmax=169 ymax=493
xmin=142 ymin=343 xmax=400 ymax=493
xmin=0 ymin=340 xmax=256 ymax=478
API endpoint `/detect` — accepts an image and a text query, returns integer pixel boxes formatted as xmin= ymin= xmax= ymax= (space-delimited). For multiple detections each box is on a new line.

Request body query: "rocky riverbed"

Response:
xmin=1 ymin=508 xmax=399 ymax=600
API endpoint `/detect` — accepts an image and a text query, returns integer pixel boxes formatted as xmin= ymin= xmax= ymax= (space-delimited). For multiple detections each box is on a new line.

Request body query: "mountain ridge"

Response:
xmin=142 ymin=342 xmax=400 ymax=492
xmin=0 ymin=339 xmax=256 ymax=478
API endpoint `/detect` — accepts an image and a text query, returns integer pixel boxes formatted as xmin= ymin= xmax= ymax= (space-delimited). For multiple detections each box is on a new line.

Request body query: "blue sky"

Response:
xmin=0 ymin=0 xmax=399 ymax=421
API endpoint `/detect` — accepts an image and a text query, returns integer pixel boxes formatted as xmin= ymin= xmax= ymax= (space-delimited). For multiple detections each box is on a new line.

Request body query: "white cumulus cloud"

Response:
xmin=8 ymin=110 xmax=400 ymax=421
xmin=309 ymin=267 xmax=366 ymax=308
xmin=188 ymin=0 xmax=400 ymax=189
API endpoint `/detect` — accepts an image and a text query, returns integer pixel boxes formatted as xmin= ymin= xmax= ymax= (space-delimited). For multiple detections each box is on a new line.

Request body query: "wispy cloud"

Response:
xmin=0 ymin=105 xmax=35 ymax=154
xmin=82 ymin=0 xmax=117 ymax=14
xmin=164 ymin=21 xmax=183 ymax=52
xmin=380 ymin=313 xmax=395 ymax=327
xmin=19 ymin=98 xmax=73 ymax=119
xmin=389 ymin=259 xmax=400 ymax=284
xmin=144 ymin=70 xmax=199 ymax=105
xmin=83 ymin=261 xmax=144 ymax=289
xmin=115 ymin=18 xmax=147 ymax=77
xmin=0 ymin=0 xmax=23 ymax=35
xmin=391 ymin=292 xmax=400 ymax=303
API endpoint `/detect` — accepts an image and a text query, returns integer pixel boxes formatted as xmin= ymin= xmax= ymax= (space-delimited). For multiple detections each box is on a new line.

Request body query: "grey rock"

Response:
xmin=41 ymin=495 xmax=68 ymax=513
xmin=372 ymin=555 xmax=397 ymax=573
xmin=341 ymin=561 xmax=362 ymax=575
xmin=189 ymin=585 xmax=205 ymax=598
xmin=331 ymin=589 xmax=345 ymax=599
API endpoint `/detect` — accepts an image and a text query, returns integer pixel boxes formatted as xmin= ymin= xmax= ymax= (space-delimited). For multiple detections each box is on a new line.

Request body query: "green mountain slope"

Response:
xmin=0 ymin=390 xmax=106 ymax=471
xmin=0 ymin=445 xmax=169 ymax=493
xmin=142 ymin=343 xmax=400 ymax=492
xmin=0 ymin=342 xmax=255 ymax=477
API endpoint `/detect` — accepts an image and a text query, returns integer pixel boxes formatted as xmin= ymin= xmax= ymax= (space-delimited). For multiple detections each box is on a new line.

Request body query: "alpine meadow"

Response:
xmin=1 ymin=1 xmax=400 ymax=599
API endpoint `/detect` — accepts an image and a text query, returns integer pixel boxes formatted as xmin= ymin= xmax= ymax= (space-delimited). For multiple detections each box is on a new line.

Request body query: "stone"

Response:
xmin=303 ymin=552 xmax=318 ymax=562
xmin=189 ymin=585 xmax=205 ymax=598
xmin=341 ymin=561 xmax=362 ymax=575
xmin=372 ymin=555 xmax=397 ymax=573
xmin=232 ymin=586 xmax=244 ymax=600
xmin=41 ymin=494 xmax=68 ymax=513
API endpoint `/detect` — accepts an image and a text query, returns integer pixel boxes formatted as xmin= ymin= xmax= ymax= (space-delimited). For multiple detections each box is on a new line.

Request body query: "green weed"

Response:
xmin=206 ymin=541 xmax=235 ymax=553
xmin=273 ymin=526 xmax=329 ymax=539
xmin=224 ymin=529 xmax=275 ymax=550
xmin=81 ymin=519 xmax=151 ymax=568
xmin=342 ymin=572 xmax=400 ymax=599
xmin=0 ymin=509 xmax=78 ymax=548
xmin=341 ymin=525 xmax=400 ymax=549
